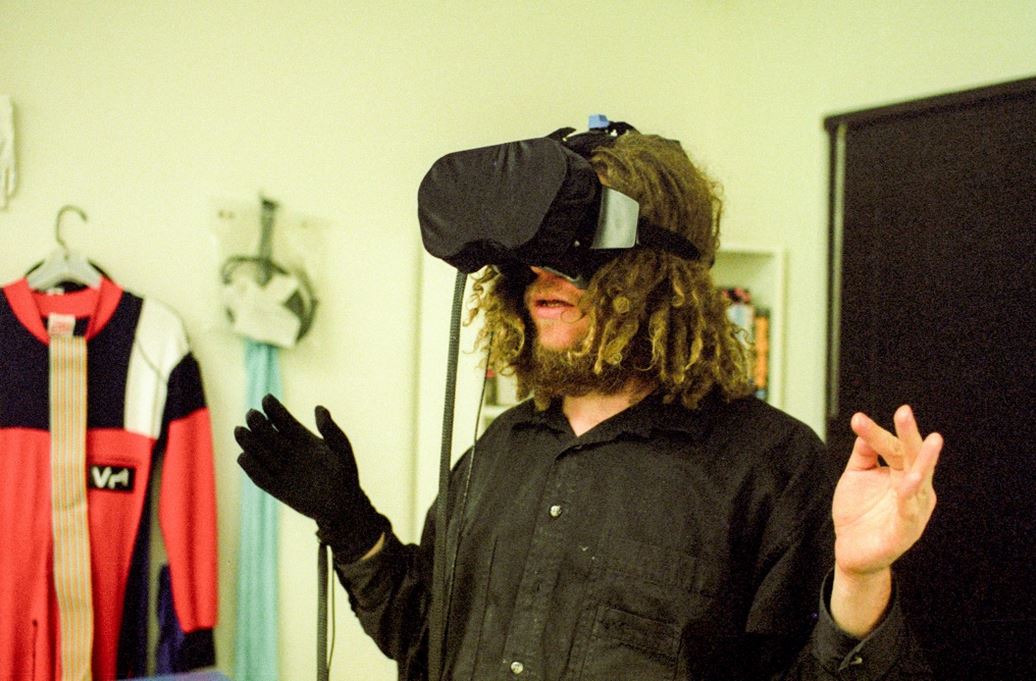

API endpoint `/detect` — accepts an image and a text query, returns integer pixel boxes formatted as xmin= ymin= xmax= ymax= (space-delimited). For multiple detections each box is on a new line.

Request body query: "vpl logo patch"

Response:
xmin=88 ymin=465 xmax=135 ymax=492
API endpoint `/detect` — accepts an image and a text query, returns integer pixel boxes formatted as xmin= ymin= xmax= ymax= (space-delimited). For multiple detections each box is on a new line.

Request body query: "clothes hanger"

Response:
xmin=26 ymin=205 xmax=103 ymax=290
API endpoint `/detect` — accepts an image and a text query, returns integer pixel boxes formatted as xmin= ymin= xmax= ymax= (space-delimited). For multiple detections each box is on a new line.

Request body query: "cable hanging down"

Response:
xmin=428 ymin=269 xmax=468 ymax=681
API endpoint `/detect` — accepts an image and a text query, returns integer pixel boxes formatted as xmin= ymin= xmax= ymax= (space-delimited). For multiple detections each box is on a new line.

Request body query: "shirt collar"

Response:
xmin=2 ymin=276 xmax=123 ymax=344
xmin=514 ymin=388 xmax=716 ymax=443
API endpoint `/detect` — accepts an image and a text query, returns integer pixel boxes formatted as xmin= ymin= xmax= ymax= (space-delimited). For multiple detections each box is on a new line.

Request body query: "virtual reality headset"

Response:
xmin=418 ymin=119 xmax=703 ymax=288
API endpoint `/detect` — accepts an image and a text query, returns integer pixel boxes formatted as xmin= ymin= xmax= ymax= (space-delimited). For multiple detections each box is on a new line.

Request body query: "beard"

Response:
xmin=516 ymin=335 xmax=639 ymax=406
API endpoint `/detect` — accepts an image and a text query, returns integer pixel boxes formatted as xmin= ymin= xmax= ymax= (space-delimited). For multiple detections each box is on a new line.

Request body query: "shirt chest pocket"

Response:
xmin=577 ymin=605 xmax=680 ymax=681
xmin=572 ymin=536 xmax=729 ymax=680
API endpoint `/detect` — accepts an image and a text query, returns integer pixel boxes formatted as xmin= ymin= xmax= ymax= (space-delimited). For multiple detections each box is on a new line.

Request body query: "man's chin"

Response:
xmin=535 ymin=340 xmax=574 ymax=355
xmin=522 ymin=344 xmax=632 ymax=400
xmin=532 ymin=331 xmax=582 ymax=354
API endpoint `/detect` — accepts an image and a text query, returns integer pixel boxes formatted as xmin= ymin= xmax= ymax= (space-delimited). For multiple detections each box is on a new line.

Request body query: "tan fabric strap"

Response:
xmin=49 ymin=314 xmax=94 ymax=681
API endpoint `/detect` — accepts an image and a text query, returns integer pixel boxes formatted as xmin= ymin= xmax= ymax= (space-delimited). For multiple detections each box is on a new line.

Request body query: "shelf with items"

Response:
xmin=712 ymin=242 xmax=785 ymax=409
xmin=479 ymin=369 xmax=520 ymax=431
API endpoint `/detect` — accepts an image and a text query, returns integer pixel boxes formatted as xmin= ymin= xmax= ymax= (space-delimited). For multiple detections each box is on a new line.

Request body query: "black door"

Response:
xmin=826 ymin=77 xmax=1036 ymax=681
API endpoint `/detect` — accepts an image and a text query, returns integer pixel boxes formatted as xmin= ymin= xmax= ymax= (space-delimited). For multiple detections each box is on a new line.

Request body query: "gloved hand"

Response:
xmin=0 ymin=95 xmax=16 ymax=208
xmin=235 ymin=394 xmax=389 ymax=563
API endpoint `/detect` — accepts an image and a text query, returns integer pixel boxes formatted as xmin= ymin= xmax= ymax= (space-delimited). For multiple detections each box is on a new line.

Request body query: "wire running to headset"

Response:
xmin=417 ymin=116 xmax=704 ymax=681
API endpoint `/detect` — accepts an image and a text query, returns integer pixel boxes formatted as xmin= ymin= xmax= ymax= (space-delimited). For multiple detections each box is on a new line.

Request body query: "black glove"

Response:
xmin=235 ymin=394 xmax=390 ymax=563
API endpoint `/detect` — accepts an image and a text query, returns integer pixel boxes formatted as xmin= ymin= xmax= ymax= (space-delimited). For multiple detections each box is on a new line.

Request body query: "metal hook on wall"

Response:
xmin=54 ymin=205 xmax=88 ymax=251
xmin=257 ymin=194 xmax=278 ymax=285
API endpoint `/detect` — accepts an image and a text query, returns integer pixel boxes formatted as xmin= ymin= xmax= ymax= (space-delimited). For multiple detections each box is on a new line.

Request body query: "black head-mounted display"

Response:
xmin=418 ymin=117 xmax=703 ymax=288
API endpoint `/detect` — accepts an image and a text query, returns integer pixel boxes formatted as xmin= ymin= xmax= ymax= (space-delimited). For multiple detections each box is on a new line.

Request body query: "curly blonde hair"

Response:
xmin=470 ymin=132 xmax=753 ymax=410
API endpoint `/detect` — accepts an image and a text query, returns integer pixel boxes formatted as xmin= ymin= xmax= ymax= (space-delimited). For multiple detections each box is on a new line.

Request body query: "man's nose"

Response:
xmin=529 ymin=266 xmax=559 ymax=281
xmin=528 ymin=266 xmax=588 ymax=289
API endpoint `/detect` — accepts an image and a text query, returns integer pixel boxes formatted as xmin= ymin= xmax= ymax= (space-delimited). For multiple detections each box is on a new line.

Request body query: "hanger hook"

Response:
xmin=55 ymin=205 xmax=88 ymax=250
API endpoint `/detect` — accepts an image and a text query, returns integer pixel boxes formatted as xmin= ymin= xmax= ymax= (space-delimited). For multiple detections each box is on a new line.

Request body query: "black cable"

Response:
xmin=317 ymin=541 xmax=329 ymax=681
xmin=428 ymin=269 xmax=467 ymax=681
xmin=328 ymin=562 xmax=337 ymax=670
xmin=442 ymin=346 xmax=490 ymax=624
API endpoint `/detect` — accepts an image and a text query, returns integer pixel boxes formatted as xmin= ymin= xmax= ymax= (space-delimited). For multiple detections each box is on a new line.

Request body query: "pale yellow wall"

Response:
xmin=1 ymin=2 xmax=1033 ymax=679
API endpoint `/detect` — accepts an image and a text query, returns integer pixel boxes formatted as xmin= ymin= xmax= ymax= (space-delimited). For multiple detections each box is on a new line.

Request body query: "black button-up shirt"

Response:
xmin=339 ymin=393 xmax=932 ymax=680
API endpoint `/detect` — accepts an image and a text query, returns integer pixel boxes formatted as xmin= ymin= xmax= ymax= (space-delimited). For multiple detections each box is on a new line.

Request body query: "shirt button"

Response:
xmin=510 ymin=660 xmax=525 ymax=674
xmin=548 ymin=504 xmax=563 ymax=518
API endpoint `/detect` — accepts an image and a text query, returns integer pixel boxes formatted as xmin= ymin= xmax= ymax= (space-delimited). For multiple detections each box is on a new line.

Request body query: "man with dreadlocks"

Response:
xmin=236 ymin=131 xmax=940 ymax=680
